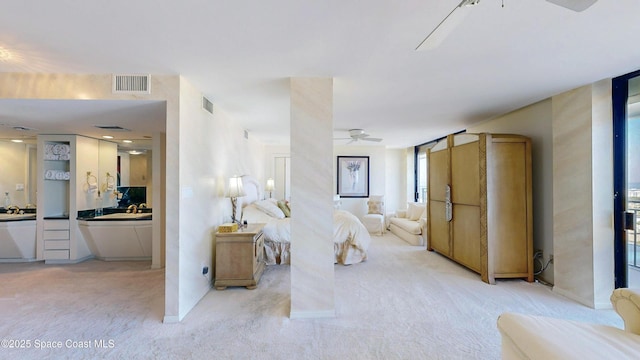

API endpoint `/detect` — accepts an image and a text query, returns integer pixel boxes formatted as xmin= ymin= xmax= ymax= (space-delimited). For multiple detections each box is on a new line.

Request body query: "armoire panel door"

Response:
xmin=428 ymin=200 xmax=450 ymax=254
xmin=489 ymin=142 xmax=529 ymax=274
xmin=451 ymin=141 xmax=480 ymax=206
xmin=452 ymin=204 xmax=481 ymax=272
xmin=428 ymin=149 xmax=449 ymax=202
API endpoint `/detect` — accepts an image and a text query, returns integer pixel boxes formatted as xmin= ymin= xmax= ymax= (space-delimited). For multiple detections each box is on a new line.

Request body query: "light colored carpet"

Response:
xmin=0 ymin=232 xmax=623 ymax=359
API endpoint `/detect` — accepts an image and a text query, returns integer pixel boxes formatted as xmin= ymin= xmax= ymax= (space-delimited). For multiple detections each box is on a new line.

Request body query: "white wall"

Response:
xmin=265 ymin=144 xmax=408 ymax=218
xmin=385 ymin=148 xmax=408 ymax=214
xmin=264 ymin=144 xmax=290 ymax=200
xmin=176 ymin=77 xmax=264 ymax=320
xmin=333 ymin=145 xmax=386 ymax=219
xmin=467 ymin=100 xmax=554 ymax=283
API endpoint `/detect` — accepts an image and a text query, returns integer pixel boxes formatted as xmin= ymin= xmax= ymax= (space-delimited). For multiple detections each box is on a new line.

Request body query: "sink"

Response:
xmin=93 ymin=213 xmax=152 ymax=220
xmin=0 ymin=213 xmax=37 ymax=221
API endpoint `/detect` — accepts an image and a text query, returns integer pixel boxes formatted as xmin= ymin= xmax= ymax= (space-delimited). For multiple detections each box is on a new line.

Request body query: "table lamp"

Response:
xmin=227 ymin=175 xmax=246 ymax=224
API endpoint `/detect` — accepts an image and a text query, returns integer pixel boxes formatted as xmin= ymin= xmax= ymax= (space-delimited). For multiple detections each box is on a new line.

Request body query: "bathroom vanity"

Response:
xmin=0 ymin=214 xmax=37 ymax=262
xmin=37 ymin=134 xmax=118 ymax=263
xmin=78 ymin=211 xmax=152 ymax=261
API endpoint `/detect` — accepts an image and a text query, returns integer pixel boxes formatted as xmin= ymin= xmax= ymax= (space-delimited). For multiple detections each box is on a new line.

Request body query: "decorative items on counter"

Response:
xmin=44 ymin=169 xmax=71 ymax=180
xmin=44 ymin=143 xmax=71 ymax=160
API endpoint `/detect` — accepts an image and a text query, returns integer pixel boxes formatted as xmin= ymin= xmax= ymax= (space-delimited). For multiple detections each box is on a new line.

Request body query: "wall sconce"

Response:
xmin=227 ymin=175 xmax=246 ymax=224
xmin=265 ymin=178 xmax=275 ymax=199
xmin=102 ymin=172 xmax=116 ymax=192
xmin=85 ymin=171 xmax=98 ymax=193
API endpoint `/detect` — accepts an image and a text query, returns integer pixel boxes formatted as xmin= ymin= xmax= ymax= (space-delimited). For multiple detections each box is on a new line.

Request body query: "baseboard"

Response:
xmin=0 ymin=258 xmax=41 ymax=263
xmin=552 ymin=286 xmax=594 ymax=308
xmin=163 ymin=315 xmax=180 ymax=324
xmin=44 ymin=255 xmax=94 ymax=265
xmin=289 ymin=309 xmax=336 ymax=319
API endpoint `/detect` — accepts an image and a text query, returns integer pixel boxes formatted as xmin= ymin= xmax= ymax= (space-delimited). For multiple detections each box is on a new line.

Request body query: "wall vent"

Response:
xmin=94 ymin=125 xmax=131 ymax=131
xmin=112 ymin=74 xmax=151 ymax=93
xmin=202 ymin=96 xmax=213 ymax=114
xmin=244 ymin=130 xmax=249 ymax=139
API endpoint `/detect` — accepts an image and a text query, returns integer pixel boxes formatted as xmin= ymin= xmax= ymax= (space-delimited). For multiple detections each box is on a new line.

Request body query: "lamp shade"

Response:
xmin=265 ymin=178 xmax=275 ymax=192
xmin=228 ymin=176 xmax=246 ymax=198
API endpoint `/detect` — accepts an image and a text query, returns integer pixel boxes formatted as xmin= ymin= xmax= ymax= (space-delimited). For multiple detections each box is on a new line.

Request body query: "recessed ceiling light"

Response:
xmin=128 ymin=150 xmax=143 ymax=155
xmin=122 ymin=140 xmax=133 ymax=143
xmin=102 ymin=135 xmax=114 ymax=139
xmin=0 ymin=47 xmax=13 ymax=62
xmin=11 ymin=139 xmax=23 ymax=143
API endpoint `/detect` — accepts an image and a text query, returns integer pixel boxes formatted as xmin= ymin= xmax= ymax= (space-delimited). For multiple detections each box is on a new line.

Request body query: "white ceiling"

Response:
xmin=1 ymin=0 xmax=639 ymax=148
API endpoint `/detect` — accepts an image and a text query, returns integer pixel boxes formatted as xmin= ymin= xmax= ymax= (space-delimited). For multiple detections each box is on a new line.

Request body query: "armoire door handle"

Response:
xmin=445 ymin=185 xmax=452 ymax=222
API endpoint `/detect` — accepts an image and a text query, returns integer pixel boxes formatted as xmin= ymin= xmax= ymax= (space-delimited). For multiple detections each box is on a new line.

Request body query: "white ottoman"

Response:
xmin=362 ymin=214 xmax=384 ymax=235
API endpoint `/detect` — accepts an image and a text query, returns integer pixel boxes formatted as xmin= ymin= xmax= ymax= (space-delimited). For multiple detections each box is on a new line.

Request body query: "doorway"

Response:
xmin=613 ymin=69 xmax=640 ymax=288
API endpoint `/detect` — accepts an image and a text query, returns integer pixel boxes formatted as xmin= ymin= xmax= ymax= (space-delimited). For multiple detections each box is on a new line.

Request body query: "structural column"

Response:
xmin=289 ymin=77 xmax=335 ymax=318
xmin=552 ymin=79 xmax=614 ymax=308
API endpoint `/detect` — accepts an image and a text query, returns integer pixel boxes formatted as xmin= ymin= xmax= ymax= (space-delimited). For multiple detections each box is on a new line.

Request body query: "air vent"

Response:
xmin=13 ymin=126 xmax=35 ymax=131
xmin=112 ymin=74 xmax=151 ymax=93
xmin=244 ymin=130 xmax=249 ymax=139
xmin=94 ymin=125 xmax=131 ymax=131
xmin=202 ymin=96 xmax=213 ymax=114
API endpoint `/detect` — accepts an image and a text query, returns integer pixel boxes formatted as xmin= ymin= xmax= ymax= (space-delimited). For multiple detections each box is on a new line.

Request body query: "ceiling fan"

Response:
xmin=334 ymin=129 xmax=383 ymax=144
xmin=415 ymin=0 xmax=598 ymax=51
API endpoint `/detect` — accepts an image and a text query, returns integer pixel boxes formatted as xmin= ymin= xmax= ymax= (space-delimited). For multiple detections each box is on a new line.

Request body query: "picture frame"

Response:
xmin=337 ymin=156 xmax=369 ymax=198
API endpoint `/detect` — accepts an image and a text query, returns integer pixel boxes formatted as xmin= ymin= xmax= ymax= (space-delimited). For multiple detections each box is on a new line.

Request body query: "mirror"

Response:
xmin=0 ymin=139 xmax=37 ymax=208
xmin=0 ymin=138 xmax=152 ymax=209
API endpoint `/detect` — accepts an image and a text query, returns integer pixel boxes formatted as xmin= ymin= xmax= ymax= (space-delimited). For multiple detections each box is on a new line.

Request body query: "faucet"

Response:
xmin=6 ymin=205 xmax=20 ymax=214
xmin=127 ymin=204 xmax=138 ymax=214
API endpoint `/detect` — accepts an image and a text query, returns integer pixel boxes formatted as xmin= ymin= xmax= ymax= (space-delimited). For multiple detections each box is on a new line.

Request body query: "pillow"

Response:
xmin=254 ymin=199 xmax=286 ymax=219
xmin=277 ymin=200 xmax=291 ymax=217
xmin=407 ymin=202 xmax=425 ymax=221
xmin=242 ymin=204 xmax=275 ymax=223
xmin=368 ymin=200 xmax=384 ymax=215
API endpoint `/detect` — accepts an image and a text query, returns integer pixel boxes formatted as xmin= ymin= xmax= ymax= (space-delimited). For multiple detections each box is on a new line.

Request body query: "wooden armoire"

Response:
xmin=427 ymin=133 xmax=533 ymax=284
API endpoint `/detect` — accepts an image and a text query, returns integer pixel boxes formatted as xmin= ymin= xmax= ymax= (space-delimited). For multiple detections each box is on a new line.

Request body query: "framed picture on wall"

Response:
xmin=337 ymin=156 xmax=369 ymax=198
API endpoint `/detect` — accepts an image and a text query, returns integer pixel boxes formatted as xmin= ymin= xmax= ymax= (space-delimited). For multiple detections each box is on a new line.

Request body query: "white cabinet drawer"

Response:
xmin=44 ymin=220 xmax=70 ymax=230
xmin=44 ymin=250 xmax=69 ymax=260
xmin=43 ymin=230 xmax=70 ymax=240
xmin=45 ymin=240 xmax=70 ymax=250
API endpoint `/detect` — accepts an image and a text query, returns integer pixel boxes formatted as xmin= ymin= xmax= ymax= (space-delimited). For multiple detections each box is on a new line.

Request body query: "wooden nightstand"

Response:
xmin=214 ymin=223 xmax=265 ymax=290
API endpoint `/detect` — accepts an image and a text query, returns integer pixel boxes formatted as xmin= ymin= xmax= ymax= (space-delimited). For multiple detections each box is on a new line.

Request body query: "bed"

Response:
xmin=239 ymin=176 xmax=371 ymax=266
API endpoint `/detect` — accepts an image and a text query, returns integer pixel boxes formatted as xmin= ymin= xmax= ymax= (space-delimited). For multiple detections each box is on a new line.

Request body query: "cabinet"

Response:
xmin=43 ymin=219 xmax=70 ymax=260
xmin=36 ymin=135 xmax=119 ymax=263
xmin=38 ymin=136 xmax=74 ymax=262
xmin=427 ymin=133 xmax=533 ymax=284
xmin=214 ymin=223 xmax=265 ymax=290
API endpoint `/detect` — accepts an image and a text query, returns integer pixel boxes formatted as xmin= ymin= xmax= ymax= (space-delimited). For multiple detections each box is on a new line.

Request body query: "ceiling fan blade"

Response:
xmin=416 ymin=0 xmax=478 ymax=51
xmin=361 ymin=137 xmax=383 ymax=142
xmin=546 ymin=0 xmax=597 ymax=12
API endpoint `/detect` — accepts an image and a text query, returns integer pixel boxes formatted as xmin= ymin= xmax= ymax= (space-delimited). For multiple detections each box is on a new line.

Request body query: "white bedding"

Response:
xmin=241 ymin=203 xmax=371 ymax=265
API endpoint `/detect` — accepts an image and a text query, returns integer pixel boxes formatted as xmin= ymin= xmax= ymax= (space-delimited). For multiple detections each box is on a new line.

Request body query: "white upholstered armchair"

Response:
xmin=497 ymin=288 xmax=640 ymax=359
xmin=362 ymin=195 xmax=385 ymax=236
